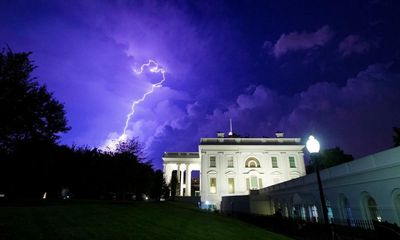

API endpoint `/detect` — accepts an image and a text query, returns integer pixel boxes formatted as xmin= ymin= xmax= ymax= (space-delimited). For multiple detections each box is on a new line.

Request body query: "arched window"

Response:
xmin=367 ymin=197 xmax=380 ymax=221
xmin=338 ymin=194 xmax=353 ymax=221
xmin=392 ymin=189 xmax=400 ymax=225
xmin=245 ymin=157 xmax=260 ymax=168
xmin=361 ymin=192 xmax=381 ymax=222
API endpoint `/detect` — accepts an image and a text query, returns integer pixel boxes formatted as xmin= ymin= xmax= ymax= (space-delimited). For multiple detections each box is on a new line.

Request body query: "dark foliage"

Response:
xmin=169 ymin=171 xmax=178 ymax=200
xmin=306 ymin=147 xmax=354 ymax=174
xmin=394 ymin=127 xmax=400 ymax=147
xmin=0 ymin=48 xmax=69 ymax=152
xmin=0 ymin=49 xmax=165 ymax=201
xmin=0 ymin=138 xmax=165 ymax=200
xmin=150 ymin=170 xmax=165 ymax=201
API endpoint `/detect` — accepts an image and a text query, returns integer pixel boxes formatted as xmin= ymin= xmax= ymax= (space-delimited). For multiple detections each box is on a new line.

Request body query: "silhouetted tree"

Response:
xmin=115 ymin=138 xmax=144 ymax=159
xmin=113 ymin=138 xmax=153 ymax=200
xmin=169 ymin=171 xmax=178 ymax=200
xmin=0 ymin=49 xmax=161 ymax=199
xmin=150 ymin=170 xmax=165 ymax=201
xmin=49 ymin=140 xmax=156 ymax=200
xmin=393 ymin=127 xmax=400 ymax=147
xmin=0 ymin=48 xmax=69 ymax=152
xmin=162 ymin=181 xmax=170 ymax=200
xmin=306 ymin=147 xmax=354 ymax=173
xmin=0 ymin=48 xmax=70 ymax=199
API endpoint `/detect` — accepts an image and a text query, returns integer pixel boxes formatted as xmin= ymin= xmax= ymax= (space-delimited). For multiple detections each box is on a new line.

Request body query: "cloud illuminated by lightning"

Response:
xmin=102 ymin=60 xmax=166 ymax=151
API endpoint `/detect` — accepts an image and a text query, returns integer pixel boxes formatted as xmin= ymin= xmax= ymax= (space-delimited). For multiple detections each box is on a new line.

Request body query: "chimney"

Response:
xmin=275 ymin=131 xmax=284 ymax=138
xmin=217 ymin=132 xmax=225 ymax=138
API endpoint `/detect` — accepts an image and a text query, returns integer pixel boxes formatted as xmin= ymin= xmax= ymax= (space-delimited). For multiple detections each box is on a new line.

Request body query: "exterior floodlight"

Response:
xmin=306 ymin=135 xmax=320 ymax=153
xmin=306 ymin=134 xmax=330 ymax=230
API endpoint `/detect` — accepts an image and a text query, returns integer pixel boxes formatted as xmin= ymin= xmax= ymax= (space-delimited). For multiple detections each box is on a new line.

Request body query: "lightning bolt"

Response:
xmin=104 ymin=59 xmax=166 ymax=151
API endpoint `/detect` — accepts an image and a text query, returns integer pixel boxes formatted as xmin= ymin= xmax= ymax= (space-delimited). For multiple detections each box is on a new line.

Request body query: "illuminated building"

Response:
xmin=163 ymin=131 xmax=306 ymax=209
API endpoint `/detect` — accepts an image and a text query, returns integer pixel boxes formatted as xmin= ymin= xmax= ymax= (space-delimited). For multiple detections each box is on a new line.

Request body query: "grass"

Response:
xmin=0 ymin=200 xmax=292 ymax=240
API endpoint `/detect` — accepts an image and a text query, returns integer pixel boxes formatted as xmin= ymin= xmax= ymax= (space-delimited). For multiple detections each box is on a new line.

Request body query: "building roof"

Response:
xmin=258 ymin=146 xmax=400 ymax=195
xmin=200 ymin=137 xmax=302 ymax=145
xmin=163 ymin=152 xmax=199 ymax=158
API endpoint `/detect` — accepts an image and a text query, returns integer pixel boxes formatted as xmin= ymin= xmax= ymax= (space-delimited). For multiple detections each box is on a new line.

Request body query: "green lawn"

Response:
xmin=0 ymin=200 xmax=291 ymax=240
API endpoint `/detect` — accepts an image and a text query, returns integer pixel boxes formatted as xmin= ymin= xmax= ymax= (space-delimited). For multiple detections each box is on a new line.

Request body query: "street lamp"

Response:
xmin=306 ymin=135 xmax=320 ymax=153
xmin=306 ymin=136 xmax=329 ymax=225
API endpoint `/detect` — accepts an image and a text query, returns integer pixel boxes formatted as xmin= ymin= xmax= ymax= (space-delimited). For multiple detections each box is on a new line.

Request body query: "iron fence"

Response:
xmin=331 ymin=218 xmax=375 ymax=230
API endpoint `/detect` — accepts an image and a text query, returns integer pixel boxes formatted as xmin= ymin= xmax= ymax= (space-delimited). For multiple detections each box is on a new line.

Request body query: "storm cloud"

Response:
xmin=1 ymin=1 xmax=399 ymax=168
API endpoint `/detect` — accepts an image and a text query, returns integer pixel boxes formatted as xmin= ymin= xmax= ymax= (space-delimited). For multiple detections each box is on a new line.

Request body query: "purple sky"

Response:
xmin=1 ymin=1 xmax=400 ymax=169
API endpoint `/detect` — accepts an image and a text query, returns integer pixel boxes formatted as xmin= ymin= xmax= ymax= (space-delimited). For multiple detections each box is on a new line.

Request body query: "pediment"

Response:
xmin=243 ymin=169 xmax=264 ymax=174
xmin=290 ymin=171 xmax=301 ymax=175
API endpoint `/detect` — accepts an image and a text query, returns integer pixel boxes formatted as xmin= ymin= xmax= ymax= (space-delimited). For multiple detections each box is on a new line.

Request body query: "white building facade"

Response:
xmin=162 ymin=131 xmax=400 ymax=226
xmin=222 ymin=146 xmax=400 ymax=226
xmin=163 ymin=132 xmax=306 ymax=209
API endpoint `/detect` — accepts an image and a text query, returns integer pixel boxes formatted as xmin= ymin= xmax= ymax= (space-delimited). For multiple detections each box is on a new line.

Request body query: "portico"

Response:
xmin=163 ymin=152 xmax=201 ymax=196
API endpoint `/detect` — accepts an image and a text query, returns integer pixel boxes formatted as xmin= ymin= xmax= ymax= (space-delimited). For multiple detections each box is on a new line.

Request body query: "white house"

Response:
xmin=163 ymin=131 xmax=306 ymax=209
xmin=162 ymin=129 xmax=400 ymax=226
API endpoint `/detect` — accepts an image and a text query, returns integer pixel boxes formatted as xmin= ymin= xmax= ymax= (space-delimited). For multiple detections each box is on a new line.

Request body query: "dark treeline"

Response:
xmin=0 ymin=48 xmax=166 ymax=201
xmin=0 ymin=138 xmax=166 ymax=201
xmin=306 ymin=146 xmax=354 ymax=174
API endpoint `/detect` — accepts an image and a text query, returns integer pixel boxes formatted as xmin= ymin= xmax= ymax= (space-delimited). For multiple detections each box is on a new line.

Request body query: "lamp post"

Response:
xmin=306 ymin=136 xmax=330 ymax=225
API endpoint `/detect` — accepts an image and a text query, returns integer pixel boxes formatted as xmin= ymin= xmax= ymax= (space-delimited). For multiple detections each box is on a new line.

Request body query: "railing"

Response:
xmin=200 ymin=137 xmax=301 ymax=144
xmin=163 ymin=152 xmax=199 ymax=157
xmin=331 ymin=218 xmax=375 ymax=230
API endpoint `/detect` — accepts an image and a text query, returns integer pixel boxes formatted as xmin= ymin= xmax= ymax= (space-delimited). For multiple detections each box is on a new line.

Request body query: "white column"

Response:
xmin=177 ymin=163 xmax=181 ymax=196
xmin=185 ymin=163 xmax=191 ymax=196
xmin=163 ymin=163 xmax=166 ymax=183
xmin=196 ymin=162 xmax=201 ymax=195
xmin=168 ymin=164 xmax=173 ymax=185
xmin=164 ymin=163 xmax=171 ymax=185
xmin=299 ymin=152 xmax=306 ymax=176
xmin=200 ymin=153 xmax=206 ymax=199
xmin=180 ymin=167 xmax=184 ymax=196
xmin=199 ymin=166 xmax=201 ymax=193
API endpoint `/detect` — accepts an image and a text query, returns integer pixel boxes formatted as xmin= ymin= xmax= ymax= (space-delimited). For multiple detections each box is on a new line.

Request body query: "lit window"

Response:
xmin=289 ymin=156 xmax=296 ymax=168
xmin=246 ymin=177 xmax=263 ymax=190
xmin=210 ymin=177 xmax=216 ymax=193
xmin=228 ymin=178 xmax=235 ymax=194
xmin=311 ymin=205 xmax=319 ymax=222
xmin=271 ymin=156 xmax=278 ymax=168
xmin=245 ymin=157 xmax=260 ymax=168
xmin=367 ymin=196 xmax=381 ymax=221
xmin=250 ymin=176 xmax=258 ymax=189
xmin=227 ymin=157 xmax=234 ymax=168
xmin=209 ymin=156 xmax=216 ymax=168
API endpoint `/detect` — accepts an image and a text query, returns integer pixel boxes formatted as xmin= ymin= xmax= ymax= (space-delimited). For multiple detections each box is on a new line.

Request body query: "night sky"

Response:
xmin=1 ymin=0 xmax=400 ymax=169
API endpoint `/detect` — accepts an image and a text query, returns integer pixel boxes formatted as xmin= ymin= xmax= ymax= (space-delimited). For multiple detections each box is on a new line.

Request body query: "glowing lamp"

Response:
xmin=306 ymin=135 xmax=320 ymax=154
